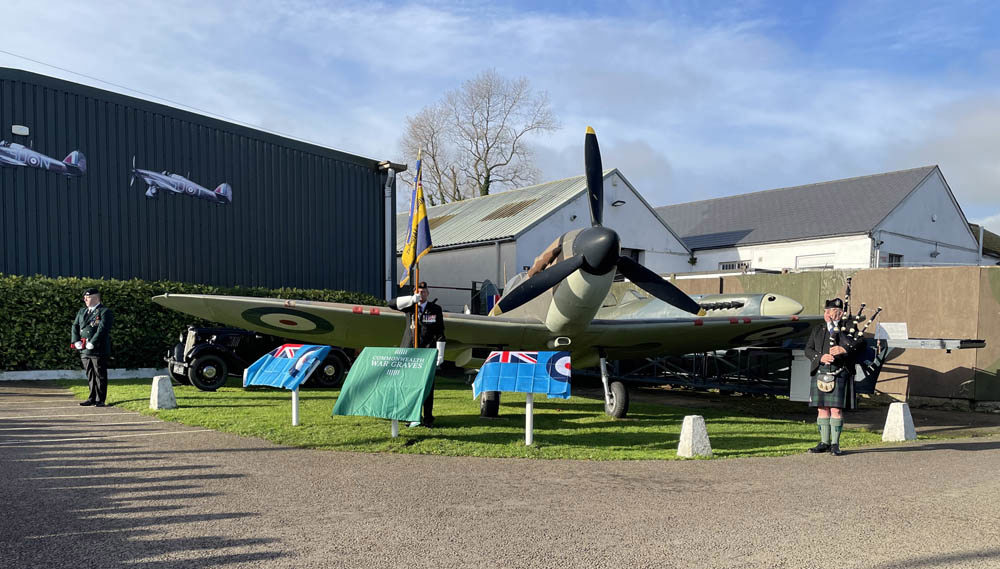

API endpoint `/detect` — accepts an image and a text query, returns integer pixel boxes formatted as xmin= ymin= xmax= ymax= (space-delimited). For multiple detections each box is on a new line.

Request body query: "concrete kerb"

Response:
xmin=0 ymin=368 xmax=167 ymax=381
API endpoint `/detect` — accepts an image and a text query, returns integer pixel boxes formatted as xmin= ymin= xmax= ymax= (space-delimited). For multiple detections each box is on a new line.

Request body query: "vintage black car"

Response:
xmin=166 ymin=326 xmax=352 ymax=391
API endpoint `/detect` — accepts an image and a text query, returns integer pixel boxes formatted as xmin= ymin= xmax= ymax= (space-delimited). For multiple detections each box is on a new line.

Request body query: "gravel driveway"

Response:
xmin=2 ymin=382 xmax=999 ymax=568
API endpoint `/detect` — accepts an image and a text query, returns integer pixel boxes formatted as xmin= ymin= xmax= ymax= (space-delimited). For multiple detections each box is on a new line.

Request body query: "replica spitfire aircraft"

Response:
xmin=154 ymin=127 xmax=821 ymax=417
xmin=0 ymin=140 xmax=86 ymax=177
xmin=130 ymin=156 xmax=233 ymax=204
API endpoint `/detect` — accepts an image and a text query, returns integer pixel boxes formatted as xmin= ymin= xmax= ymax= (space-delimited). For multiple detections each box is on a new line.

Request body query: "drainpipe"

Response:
xmin=978 ymin=225 xmax=984 ymax=266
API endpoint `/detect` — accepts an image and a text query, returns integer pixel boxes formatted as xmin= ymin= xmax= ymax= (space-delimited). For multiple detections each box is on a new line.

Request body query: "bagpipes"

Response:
xmin=832 ymin=277 xmax=884 ymax=343
xmin=818 ymin=278 xmax=885 ymax=393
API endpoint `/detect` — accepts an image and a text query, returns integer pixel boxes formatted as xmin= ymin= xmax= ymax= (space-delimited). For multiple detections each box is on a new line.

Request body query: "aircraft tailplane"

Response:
xmin=214 ymin=183 xmax=233 ymax=202
xmin=63 ymin=150 xmax=87 ymax=173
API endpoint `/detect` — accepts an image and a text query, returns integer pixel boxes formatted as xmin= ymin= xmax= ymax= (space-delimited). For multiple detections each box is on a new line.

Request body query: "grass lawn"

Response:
xmin=60 ymin=376 xmax=886 ymax=460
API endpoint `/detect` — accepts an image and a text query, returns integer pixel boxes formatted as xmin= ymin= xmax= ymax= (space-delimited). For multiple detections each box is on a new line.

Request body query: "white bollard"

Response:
xmin=677 ymin=415 xmax=712 ymax=458
xmin=882 ymin=401 xmax=917 ymax=442
xmin=150 ymin=375 xmax=178 ymax=410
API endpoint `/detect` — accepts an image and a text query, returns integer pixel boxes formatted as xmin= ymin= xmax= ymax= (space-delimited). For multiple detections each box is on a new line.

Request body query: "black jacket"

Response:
xmin=389 ymin=297 xmax=446 ymax=349
xmin=71 ymin=304 xmax=113 ymax=356
xmin=803 ymin=321 xmax=865 ymax=376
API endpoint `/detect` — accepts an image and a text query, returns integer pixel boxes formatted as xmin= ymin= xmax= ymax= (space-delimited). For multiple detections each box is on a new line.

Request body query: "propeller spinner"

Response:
xmin=494 ymin=127 xmax=702 ymax=316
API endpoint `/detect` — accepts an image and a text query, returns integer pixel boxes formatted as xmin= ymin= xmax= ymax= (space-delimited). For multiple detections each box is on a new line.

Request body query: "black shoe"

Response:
xmin=829 ymin=444 xmax=844 ymax=456
xmin=80 ymin=400 xmax=96 ymax=406
xmin=808 ymin=442 xmax=830 ymax=453
xmin=95 ymin=402 xmax=106 ymax=407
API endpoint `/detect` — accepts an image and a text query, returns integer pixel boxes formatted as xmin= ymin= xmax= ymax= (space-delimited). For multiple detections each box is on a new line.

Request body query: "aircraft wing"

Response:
xmin=579 ymin=316 xmax=823 ymax=361
xmin=152 ymin=294 xmax=553 ymax=356
xmin=153 ymin=294 xmax=822 ymax=367
xmin=0 ymin=154 xmax=27 ymax=166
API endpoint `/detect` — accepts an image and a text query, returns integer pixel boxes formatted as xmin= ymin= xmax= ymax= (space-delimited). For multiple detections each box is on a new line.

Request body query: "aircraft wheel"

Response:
xmin=604 ymin=381 xmax=630 ymax=418
xmin=188 ymin=354 xmax=228 ymax=391
xmin=308 ymin=352 xmax=348 ymax=388
xmin=480 ymin=391 xmax=500 ymax=418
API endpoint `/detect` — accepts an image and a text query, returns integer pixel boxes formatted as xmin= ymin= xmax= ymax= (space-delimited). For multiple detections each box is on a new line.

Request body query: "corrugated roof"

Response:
xmin=396 ymin=173 xmax=596 ymax=250
xmin=655 ymin=166 xmax=938 ymax=250
xmin=970 ymin=224 xmax=1000 ymax=258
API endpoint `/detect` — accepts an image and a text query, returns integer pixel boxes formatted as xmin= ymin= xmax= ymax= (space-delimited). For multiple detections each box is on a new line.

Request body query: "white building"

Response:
xmin=656 ymin=166 xmax=990 ymax=272
xmin=397 ymin=170 xmax=692 ymax=312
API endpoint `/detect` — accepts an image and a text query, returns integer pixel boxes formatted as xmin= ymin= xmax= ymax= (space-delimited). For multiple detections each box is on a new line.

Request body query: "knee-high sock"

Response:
xmin=830 ymin=417 xmax=843 ymax=445
xmin=817 ymin=418 xmax=831 ymax=444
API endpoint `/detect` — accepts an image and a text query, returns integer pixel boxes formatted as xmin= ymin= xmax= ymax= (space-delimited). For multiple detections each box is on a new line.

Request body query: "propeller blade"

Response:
xmin=585 ymin=126 xmax=603 ymax=227
xmin=129 ymin=174 xmax=134 ymax=188
xmin=616 ymin=256 xmax=702 ymax=314
xmin=494 ymin=255 xmax=585 ymax=314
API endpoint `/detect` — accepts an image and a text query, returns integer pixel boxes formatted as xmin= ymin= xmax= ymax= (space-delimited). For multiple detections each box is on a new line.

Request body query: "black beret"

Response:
xmin=83 ymin=287 xmax=100 ymax=296
xmin=824 ymin=297 xmax=843 ymax=309
xmin=417 ymin=281 xmax=429 ymax=288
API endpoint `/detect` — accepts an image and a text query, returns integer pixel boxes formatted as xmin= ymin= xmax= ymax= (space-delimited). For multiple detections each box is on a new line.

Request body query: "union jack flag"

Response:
xmin=485 ymin=351 xmax=538 ymax=364
xmin=271 ymin=344 xmax=304 ymax=358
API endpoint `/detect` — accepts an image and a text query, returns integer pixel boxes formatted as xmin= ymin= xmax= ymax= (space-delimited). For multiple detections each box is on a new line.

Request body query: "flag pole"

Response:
xmin=413 ymin=149 xmax=422 ymax=350
xmin=414 ymin=265 xmax=420 ymax=348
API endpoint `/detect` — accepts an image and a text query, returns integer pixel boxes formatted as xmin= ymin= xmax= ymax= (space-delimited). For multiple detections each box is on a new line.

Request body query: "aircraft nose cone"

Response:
xmin=573 ymin=226 xmax=620 ymax=274
xmin=760 ymin=293 xmax=804 ymax=316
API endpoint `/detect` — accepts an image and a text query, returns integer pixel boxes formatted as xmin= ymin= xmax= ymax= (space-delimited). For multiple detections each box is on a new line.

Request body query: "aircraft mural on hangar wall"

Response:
xmin=0 ymin=140 xmax=86 ymax=177
xmin=130 ymin=156 xmax=233 ymax=205
xmin=154 ymin=127 xmax=822 ymax=418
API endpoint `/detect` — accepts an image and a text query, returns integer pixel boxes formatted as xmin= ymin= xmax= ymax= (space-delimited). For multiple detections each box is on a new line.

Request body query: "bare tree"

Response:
xmin=400 ymin=69 xmax=558 ymax=204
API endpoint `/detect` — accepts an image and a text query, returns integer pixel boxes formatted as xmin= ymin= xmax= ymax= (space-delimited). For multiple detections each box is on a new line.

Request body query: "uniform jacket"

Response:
xmin=390 ymin=297 xmax=446 ymax=349
xmin=71 ymin=304 xmax=113 ymax=356
xmin=803 ymin=321 xmax=865 ymax=376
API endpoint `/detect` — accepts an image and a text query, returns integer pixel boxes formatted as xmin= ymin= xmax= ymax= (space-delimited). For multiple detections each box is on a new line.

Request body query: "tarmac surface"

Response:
xmin=2 ymin=382 xmax=1000 ymax=569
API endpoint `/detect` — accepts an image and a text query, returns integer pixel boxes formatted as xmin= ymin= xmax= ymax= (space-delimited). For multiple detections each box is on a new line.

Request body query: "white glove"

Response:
xmin=436 ymin=341 xmax=446 ymax=366
xmin=74 ymin=341 xmax=83 ymax=350
xmin=85 ymin=342 xmax=94 ymax=350
xmin=394 ymin=294 xmax=421 ymax=310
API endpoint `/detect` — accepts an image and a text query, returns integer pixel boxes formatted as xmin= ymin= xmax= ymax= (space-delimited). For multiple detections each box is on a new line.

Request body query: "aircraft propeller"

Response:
xmin=129 ymin=155 xmax=136 ymax=188
xmin=494 ymin=127 xmax=702 ymax=315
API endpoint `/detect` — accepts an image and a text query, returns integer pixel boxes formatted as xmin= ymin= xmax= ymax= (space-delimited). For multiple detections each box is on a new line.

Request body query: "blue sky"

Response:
xmin=3 ymin=0 xmax=999 ymax=230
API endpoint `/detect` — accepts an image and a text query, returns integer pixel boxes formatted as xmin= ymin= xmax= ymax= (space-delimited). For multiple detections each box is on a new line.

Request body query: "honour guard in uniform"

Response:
xmin=804 ymin=297 xmax=865 ymax=455
xmin=388 ymin=281 xmax=446 ymax=427
xmin=71 ymin=288 xmax=114 ymax=406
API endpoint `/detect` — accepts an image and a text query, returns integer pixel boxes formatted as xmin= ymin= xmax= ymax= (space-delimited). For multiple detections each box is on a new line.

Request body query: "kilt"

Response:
xmin=809 ymin=369 xmax=856 ymax=409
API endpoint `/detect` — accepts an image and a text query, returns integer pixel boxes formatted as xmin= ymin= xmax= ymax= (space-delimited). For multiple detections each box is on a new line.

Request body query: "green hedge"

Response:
xmin=0 ymin=274 xmax=381 ymax=371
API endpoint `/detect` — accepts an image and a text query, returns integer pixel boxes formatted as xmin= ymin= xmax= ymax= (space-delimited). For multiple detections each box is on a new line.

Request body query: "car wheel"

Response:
xmin=169 ymin=343 xmax=190 ymax=384
xmin=308 ymin=352 xmax=347 ymax=388
xmin=188 ymin=354 xmax=228 ymax=391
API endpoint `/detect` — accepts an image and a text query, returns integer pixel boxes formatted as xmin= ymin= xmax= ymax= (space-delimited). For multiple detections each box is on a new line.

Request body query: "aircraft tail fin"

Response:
xmin=64 ymin=150 xmax=87 ymax=173
xmin=214 ymin=182 xmax=233 ymax=202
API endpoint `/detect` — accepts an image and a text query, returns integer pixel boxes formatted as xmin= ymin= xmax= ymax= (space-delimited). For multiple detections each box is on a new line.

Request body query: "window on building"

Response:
xmin=719 ymin=260 xmax=750 ymax=271
xmin=887 ymin=253 xmax=903 ymax=267
xmin=616 ymin=248 xmax=644 ymax=281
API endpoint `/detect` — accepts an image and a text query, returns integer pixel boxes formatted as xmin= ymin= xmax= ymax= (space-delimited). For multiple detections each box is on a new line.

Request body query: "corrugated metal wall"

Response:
xmin=0 ymin=68 xmax=391 ymax=295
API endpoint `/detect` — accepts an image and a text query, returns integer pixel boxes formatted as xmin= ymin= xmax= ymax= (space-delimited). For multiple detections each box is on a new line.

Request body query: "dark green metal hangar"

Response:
xmin=0 ymin=68 xmax=396 ymax=296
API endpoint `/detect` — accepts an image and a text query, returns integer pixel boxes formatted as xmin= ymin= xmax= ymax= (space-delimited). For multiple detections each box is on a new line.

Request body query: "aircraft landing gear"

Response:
xmin=600 ymin=355 xmax=629 ymax=418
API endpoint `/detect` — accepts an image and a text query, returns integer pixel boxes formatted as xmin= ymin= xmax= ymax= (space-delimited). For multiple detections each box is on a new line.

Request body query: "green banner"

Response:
xmin=332 ymin=347 xmax=438 ymax=422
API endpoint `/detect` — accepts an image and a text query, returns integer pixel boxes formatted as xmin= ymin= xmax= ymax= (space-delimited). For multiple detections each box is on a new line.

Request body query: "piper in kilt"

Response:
xmin=803 ymin=297 xmax=865 ymax=456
